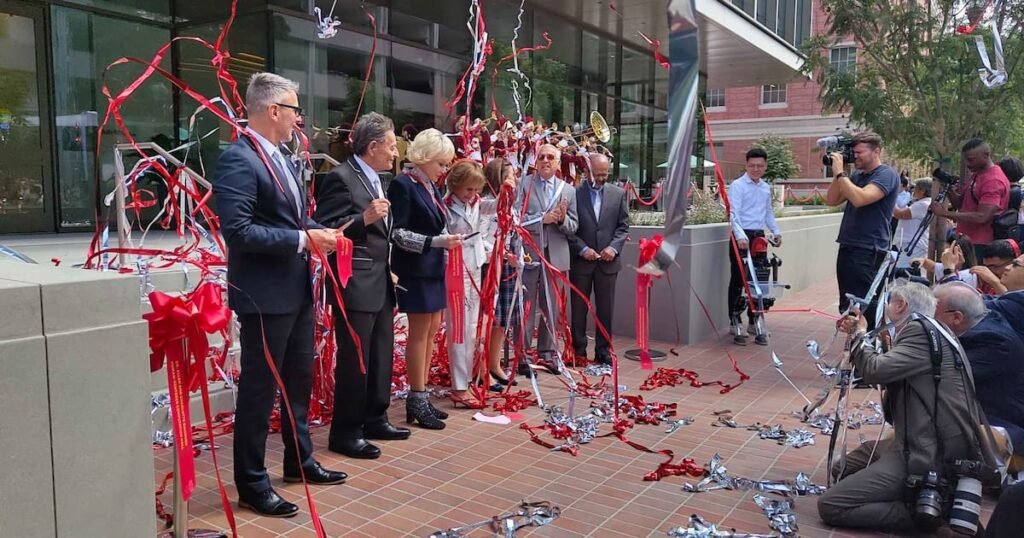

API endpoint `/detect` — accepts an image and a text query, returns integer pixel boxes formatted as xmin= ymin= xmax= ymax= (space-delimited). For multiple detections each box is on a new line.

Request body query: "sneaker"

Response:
xmin=754 ymin=334 xmax=768 ymax=346
xmin=733 ymin=334 xmax=748 ymax=346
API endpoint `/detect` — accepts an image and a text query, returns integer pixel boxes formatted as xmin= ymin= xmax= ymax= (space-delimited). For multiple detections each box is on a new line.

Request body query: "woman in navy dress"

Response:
xmin=388 ymin=128 xmax=461 ymax=429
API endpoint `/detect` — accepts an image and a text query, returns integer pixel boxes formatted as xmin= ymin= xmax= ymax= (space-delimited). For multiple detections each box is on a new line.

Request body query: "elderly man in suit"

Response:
xmin=569 ymin=153 xmax=629 ymax=364
xmin=214 ymin=72 xmax=348 ymax=518
xmin=516 ymin=143 xmax=579 ymax=375
xmin=314 ymin=112 xmax=410 ymax=460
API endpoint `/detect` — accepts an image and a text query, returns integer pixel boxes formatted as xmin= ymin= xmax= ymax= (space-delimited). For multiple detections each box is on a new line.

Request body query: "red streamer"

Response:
xmin=446 ymin=245 xmax=467 ymax=344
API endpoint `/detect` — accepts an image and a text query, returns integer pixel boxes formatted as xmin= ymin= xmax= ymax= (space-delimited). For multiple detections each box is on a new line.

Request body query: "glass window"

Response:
xmin=732 ymin=0 xmax=755 ymax=18
xmin=706 ymin=88 xmax=726 ymax=108
xmin=389 ymin=0 xmax=473 ymax=55
xmin=760 ymin=83 xmax=787 ymax=105
xmin=779 ymin=0 xmax=796 ymax=44
xmin=51 ymin=6 xmax=173 ymax=228
xmin=533 ymin=15 xmax=580 ymax=86
xmin=581 ymin=30 xmax=615 ymax=93
xmin=65 ymin=0 xmax=169 ymax=22
xmin=830 ymin=46 xmax=857 ymax=74
xmin=795 ymin=0 xmax=812 ymax=47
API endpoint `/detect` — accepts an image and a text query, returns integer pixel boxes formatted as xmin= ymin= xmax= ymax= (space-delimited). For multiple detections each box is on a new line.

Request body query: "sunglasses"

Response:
xmin=275 ymin=102 xmax=304 ymax=116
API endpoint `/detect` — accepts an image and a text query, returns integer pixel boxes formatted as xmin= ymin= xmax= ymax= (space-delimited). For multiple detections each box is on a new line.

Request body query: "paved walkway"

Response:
xmin=158 ymin=277 xmax=992 ymax=537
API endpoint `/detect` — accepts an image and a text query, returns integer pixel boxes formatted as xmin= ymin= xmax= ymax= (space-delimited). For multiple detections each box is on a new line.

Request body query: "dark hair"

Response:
xmin=961 ymin=137 xmax=988 ymax=154
xmin=745 ymin=147 xmax=768 ymax=161
xmin=352 ymin=112 xmax=394 ymax=156
xmin=983 ymin=240 xmax=1018 ymax=261
xmin=997 ymin=157 xmax=1024 ymax=182
xmin=900 ymin=175 xmax=909 ymax=188
xmin=852 ymin=131 xmax=882 ymax=151
xmin=946 ymin=232 xmax=978 ymax=269
xmin=483 ymin=157 xmax=512 ymax=196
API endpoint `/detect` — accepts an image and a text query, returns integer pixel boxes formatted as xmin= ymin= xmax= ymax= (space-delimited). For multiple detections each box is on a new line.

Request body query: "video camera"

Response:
xmin=816 ymin=135 xmax=855 ymax=167
xmin=932 ymin=167 xmax=960 ymax=186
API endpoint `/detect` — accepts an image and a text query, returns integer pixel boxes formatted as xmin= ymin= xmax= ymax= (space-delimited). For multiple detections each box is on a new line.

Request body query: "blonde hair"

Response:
xmin=446 ymin=161 xmax=486 ymax=190
xmin=406 ymin=128 xmax=455 ymax=165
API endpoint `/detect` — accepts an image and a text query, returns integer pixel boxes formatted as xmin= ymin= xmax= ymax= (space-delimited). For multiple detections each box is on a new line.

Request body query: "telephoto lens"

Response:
xmin=914 ymin=471 xmax=946 ymax=531
xmin=949 ymin=476 xmax=983 ymax=536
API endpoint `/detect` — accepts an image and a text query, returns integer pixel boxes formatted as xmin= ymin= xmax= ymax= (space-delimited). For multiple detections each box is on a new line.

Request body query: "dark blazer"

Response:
xmin=313 ymin=156 xmax=395 ymax=313
xmin=959 ymin=310 xmax=1024 ymax=435
xmin=387 ymin=174 xmax=447 ymax=279
xmin=569 ymin=181 xmax=630 ymax=273
xmin=214 ymin=136 xmax=321 ymax=315
xmin=985 ymin=290 xmax=1024 ymax=344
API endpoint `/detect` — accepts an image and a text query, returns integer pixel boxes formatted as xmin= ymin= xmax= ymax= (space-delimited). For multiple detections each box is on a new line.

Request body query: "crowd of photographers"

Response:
xmin=812 ymin=132 xmax=1023 ymax=536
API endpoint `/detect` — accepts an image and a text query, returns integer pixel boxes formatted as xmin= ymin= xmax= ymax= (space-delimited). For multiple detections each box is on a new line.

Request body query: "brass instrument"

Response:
xmin=575 ymin=111 xmax=616 ymax=143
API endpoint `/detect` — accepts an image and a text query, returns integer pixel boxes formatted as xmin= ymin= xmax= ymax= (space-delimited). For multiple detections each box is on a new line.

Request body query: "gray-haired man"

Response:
xmin=215 ymin=72 xmax=347 ymax=518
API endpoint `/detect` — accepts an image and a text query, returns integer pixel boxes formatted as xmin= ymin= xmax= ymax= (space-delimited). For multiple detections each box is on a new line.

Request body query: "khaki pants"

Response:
xmin=817 ymin=439 xmax=916 ymax=532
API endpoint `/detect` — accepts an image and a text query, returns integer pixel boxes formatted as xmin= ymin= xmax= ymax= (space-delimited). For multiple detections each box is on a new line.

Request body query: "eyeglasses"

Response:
xmin=275 ymin=103 xmax=304 ymax=116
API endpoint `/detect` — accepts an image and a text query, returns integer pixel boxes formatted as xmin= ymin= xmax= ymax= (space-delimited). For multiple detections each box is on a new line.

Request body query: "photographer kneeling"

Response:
xmin=818 ymin=281 xmax=996 ymax=534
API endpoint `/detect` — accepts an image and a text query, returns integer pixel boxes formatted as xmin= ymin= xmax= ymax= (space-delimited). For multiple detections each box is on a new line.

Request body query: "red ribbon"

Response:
xmin=143 ymin=282 xmax=231 ymax=502
xmin=446 ymin=245 xmax=466 ymax=343
xmin=635 ymin=235 xmax=664 ymax=370
xmin=638 ymin=31 xmax=671 ymax=70
xmin=335 ymin=235 xmax=353 ymax=288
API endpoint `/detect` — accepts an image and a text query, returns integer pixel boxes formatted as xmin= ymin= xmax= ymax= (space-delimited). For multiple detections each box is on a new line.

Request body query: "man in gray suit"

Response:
xmin=569 ymin=153 xmax=629 ymax=364
xmin=516 ymin=143 xmax=579 ymax=375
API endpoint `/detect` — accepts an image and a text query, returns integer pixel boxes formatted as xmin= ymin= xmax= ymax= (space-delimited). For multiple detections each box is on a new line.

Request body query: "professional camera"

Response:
xmin=932 ymin=168 xmax=960 ymax=186
xmin=816 ymin=135 xmax=856 ymax=167
xmin=906 ymin=471 xmax=947 ymax=531
xmin=948 ymin=459 xmax=999 ymax=536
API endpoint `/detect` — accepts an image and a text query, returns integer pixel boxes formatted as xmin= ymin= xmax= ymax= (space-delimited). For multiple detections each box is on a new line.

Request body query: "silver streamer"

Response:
xmin=683 ymin=454 xmax=826 ymax=496
xmin=581 ymin=364 xmax=613 ymax=377
xmin=805 ymin=340 xmax=821 ymax=361
xmin=545 ymin=406 xmax=600 ymax=452
xmin=151 ymin=393 xmax=173 ymax=447
xmin=752 ymin=495 xmax=798 ymax=537
xmin=667 ymin=514 xmax=776 ymax=538
xmin=428 ymin=500 xmax=560 ymax=538
xmin=783 ymin=428 xmax=815 ymax=448
xmin=666 ymin=416 xmax=695 ymax=434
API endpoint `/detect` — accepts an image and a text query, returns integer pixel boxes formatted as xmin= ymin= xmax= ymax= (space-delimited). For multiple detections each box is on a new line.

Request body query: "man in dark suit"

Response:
xmin=313 ymin=112 xmax=409 ymax=459
xmin=214 ymin=72 xmax=347 ymax=518
xmin=569 ymin=153 xmax=629 ymax=364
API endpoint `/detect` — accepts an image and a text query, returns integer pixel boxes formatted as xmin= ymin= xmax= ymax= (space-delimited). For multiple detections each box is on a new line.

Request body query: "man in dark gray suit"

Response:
xmin=569 ymin=153 xmax=629 ymax=364
xmin=516 ymin=143 xmax=579 ymax=375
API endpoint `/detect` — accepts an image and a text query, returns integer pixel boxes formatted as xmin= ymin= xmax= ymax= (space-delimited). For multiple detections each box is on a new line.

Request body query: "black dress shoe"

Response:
xmin=284 ymin=462 xmax=347 ymax=485
xmin=328 ymin=438 xmax=381 ymax=459
xmin=595 ymin=355 xmax=613 ymax=366
xmin=516 ymin=361 xmax=534 ymax=377
xmin=364 ymin=422 xmax=411 ymax=441
xmin=239 ymin=488 xmax=299 ymax=518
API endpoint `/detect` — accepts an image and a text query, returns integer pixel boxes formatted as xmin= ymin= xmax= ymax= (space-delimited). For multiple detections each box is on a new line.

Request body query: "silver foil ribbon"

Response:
xmin=753 ymin=495 xmax=798 ymax=537
xmin=684 ymin=454 xmax=826 ymax=496
xmin=666 ymin=416 xmax=695 ymax=434
xmin=667 ymin=514 xmax=776 ymax=538
xmin=428 ymin=500 xmax=560 ymax=538
xmin=151 ymin=393 xmax=173 ymax=447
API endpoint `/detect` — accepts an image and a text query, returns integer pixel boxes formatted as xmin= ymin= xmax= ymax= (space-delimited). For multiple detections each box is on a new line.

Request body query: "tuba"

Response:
xmin=574 ymin=111 xmax=617 ymax=143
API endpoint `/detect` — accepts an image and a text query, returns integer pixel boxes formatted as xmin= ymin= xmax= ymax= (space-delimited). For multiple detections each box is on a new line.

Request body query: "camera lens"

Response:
xmin=949 ymin=477 xmax=983 ymax=535
xmin=914 ymin=488 xmax=945 ymax=530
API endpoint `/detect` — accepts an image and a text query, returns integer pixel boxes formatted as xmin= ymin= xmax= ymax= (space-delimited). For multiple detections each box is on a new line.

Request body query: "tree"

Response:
xmin=801 ymin=0 xmax=1024 ymax=166
xmin=752 ymin=134 xmax=800 ymax=182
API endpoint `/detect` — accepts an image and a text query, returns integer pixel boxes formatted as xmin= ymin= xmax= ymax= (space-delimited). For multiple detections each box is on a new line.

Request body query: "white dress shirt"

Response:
xmin=353 ymin=154 xmax=383 ymax=198
xmin=727 ymin=173 xmax=781 ymax=241
xmin=248 ymin=128 xmax=306 ymax=252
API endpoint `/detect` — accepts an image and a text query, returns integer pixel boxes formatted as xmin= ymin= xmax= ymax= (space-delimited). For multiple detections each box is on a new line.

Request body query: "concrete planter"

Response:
xmin=610 ymin=212 xmax=842 ymax=345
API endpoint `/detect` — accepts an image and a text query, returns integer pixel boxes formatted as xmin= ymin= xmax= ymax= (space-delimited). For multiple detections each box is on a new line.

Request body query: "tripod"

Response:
xmin=892 ymin=179 xmax=955 ymax=273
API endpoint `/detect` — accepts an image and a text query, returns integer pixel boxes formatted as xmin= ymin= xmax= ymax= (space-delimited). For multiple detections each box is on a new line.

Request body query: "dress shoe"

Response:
xmin=239 ymin=487 xmax=299 ymax=518
xmin=329 ymin=438 xmax=381 ymax=459
xmin=516 ymin=361 xmax=534 ymax=377
xmin=595 ymin=355 xmax=613 ymax=366
xmin=364 ymin=422 xmax=411 ymax=440
xmin=754 ymin=334 xmax=769 ymax=346
xmin=284 ymin=462 xmax=347 ymax=485
xmin=537 ymin=355 xmax=562 ymax=375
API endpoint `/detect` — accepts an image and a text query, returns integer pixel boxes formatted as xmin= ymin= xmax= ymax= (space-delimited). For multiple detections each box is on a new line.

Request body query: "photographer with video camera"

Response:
xmin=818 ymin=281 xmax=998 ymax=534
xmin=825 ymin=131 xmax=902 ymax=329
xmin=930 ymin=138 xmax=1011 ymax=259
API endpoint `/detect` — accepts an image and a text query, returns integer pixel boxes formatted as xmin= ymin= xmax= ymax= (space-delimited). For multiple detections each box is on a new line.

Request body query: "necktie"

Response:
xmin=273 ymin=152 xmax=303 ymax=215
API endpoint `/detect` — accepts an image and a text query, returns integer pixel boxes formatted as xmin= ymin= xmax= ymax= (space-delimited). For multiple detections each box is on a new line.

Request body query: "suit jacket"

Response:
xmin=387 ymin=174 xmax=447 ymax=280
xmin=985 ymin=290 xmax=1024 ymax=344
xmin=568 ymin=181 xmax=630 ymax=274
xmin=958 ymin=311 xmax=1024 ymax=431
xmin=517 ymin=174 xmax=578 ymax=272
xmin=444 ymin=194 xmax=499 ymax=272
xmin=313 ymin=156 xmax=395 ymax=313
xmin=214 ymin=136 xmax=320 ymax=315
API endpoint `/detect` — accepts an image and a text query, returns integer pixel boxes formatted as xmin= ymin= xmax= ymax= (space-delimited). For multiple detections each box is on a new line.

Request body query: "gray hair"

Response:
xmin=246 ymin=72 xmax=299 ymax=115
xmin=890 ymin=280 xmax=937 ymax=317
xmin=352 ymin=112 xmax=394 ymax=156
xmin=934 ymin=282 xmax=987 ymax=324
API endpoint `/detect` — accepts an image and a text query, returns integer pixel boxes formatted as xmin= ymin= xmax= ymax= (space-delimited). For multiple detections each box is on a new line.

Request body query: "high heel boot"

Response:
xmin=406 ymin=392 xmax=446 ymax=430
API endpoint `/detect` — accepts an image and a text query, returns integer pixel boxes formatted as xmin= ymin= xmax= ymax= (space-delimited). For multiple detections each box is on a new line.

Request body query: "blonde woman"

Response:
xmin=388 ymin=128 xmax=461 ymax=429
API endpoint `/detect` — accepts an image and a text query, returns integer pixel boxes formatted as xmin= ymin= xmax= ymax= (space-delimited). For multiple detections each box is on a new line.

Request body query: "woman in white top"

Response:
xmin=892 ymin=178 xmax=932 ymax=270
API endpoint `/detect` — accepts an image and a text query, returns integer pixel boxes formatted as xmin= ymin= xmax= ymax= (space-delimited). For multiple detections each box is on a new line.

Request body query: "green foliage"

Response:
xmin=751 ymin=134 xmax=801 ymax=182
xmin=686 ymin=191 xmax=728 ymax=225
xmin=801 ymin=0 xmax=1024 ymax=164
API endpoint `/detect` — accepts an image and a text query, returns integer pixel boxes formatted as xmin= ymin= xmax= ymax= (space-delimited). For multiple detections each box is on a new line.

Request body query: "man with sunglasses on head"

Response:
xmin=934 ymin=282 xmax=1024 ymax=458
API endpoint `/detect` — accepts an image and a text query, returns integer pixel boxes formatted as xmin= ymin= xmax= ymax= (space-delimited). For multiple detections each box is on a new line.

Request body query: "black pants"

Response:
xmin=329 ymin=295 xmax=395 ymax=442
xmin=728 ymin=230 xmax=764 ymax=323
xmin=234 ymin=303 xmax=316 ymax=498
xmin=836 ymin=245 xmax=888 ymax=331
xmin=569 ymin=264 xmax=618 ymax=359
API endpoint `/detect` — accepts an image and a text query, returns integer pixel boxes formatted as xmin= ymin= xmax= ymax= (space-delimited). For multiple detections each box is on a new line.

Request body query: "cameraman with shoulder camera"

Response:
xmin=818 ymin=281 xmax=995 ymax=534
xmin=826 ymin=132 xmax=901 ymax=328
xmin=930 ymin=138 xmax=1011 ymax=259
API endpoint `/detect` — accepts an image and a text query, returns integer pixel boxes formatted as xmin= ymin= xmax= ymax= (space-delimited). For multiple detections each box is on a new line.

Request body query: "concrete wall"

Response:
xmin=0 ymin=261 xmax=155 ymax=538
xmin=610 ymin=212 xmax=841 ymax=344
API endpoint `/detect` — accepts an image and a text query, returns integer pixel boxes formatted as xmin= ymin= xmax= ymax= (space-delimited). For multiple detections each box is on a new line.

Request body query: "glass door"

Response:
xmin=0 ymin=0 xmax=54 ymax=232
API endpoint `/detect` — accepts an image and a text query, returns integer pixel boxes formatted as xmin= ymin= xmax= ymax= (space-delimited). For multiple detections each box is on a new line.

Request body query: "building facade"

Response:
xmin=0 ymin=0 xmax=807 ymax=235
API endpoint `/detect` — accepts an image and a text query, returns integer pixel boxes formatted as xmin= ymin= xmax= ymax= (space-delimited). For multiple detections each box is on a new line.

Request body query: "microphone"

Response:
xmin=816 ymin=136 xmax=841 ymax=148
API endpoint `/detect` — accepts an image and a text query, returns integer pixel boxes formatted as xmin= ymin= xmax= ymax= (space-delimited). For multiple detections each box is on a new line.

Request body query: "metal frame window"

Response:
xmin=760 ymin=83 xmax=787 ymax=105
xmin=830 ymin=46 xmax=857 ymax=74
xmin=706 ymin=88 xmax=726 ymax=108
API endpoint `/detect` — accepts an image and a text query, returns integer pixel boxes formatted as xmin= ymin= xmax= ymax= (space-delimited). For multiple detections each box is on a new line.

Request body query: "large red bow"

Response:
xmin=143 ymin=281 xmax=231 ymax=502
xmin=635 ymin=234 xmax=665 ymax=370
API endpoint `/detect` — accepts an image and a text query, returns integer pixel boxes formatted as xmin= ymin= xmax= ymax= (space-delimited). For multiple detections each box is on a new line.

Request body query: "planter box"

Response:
xmin=609 ymin=213 xmax=842 ymax=345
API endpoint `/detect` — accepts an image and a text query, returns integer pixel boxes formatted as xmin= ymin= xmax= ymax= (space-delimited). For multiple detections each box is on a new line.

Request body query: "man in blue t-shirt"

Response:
xmin=826 ymin=131 xmax=901 ymax=330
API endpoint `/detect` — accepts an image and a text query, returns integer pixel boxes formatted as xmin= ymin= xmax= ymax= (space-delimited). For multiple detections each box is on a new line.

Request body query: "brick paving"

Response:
xmin=157 ymin=277 xmax=993 ymax=537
